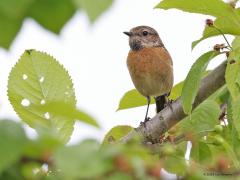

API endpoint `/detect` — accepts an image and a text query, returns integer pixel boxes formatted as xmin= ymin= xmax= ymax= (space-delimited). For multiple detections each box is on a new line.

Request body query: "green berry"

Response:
xmin=214 ymin=125 xmax=223 ymax=133
xmin=213 ymin=135 xmax=224 ymax=145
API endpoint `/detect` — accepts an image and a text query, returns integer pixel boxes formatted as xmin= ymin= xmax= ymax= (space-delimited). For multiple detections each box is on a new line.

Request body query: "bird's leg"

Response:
xmin=164 ymin=93 xmax=173 ymax=111
xmin=140 ymin=96 xmax=151 ymax=127
xmin=144 ymin=96 xmax=151 ymax=122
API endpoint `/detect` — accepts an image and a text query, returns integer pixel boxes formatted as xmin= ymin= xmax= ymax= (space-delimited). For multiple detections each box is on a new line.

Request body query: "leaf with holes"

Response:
xmin=8 ymin=50 xmax=76 ymax=143
xmin=38 ymin=101 xmax=99 ymax=128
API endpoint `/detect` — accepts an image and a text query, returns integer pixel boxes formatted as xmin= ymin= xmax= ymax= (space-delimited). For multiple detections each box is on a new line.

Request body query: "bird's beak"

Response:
xmin=123 ymin=31 xmax=132 ymax=36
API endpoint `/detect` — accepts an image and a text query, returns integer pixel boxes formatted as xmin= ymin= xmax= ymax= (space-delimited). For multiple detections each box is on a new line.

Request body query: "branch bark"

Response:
xmin=121 ymin=61 xmax=227 ymax=143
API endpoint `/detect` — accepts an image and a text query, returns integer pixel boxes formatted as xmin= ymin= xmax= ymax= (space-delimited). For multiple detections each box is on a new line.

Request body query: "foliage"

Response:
xmin=1 ymin=0 xmax=240 ymax=179
xmin=0 ymin=0 xmax=113 ymax=49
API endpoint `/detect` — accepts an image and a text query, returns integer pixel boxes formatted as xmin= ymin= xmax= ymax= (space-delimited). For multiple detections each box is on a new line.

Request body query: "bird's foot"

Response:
xmin=164 ymin=98 xmax=173 ymax=111
xmin=140 ymin=117 xmax=151 ymax=127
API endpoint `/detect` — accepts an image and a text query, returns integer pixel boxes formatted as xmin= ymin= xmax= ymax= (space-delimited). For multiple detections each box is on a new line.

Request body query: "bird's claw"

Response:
xmin=164 ymin=98 xmax=173 ymax=111
xmin=140 ymin=117 xmax=151 ymax=128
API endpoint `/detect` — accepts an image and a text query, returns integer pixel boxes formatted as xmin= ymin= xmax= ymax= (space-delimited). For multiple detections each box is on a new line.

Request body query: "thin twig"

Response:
xmin=214 ymin=26 xmax=232 ymax=50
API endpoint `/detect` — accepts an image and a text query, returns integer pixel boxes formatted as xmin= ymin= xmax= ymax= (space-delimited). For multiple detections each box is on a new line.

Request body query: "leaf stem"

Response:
xmin=213 ymin=26 xmax=232 ymax=50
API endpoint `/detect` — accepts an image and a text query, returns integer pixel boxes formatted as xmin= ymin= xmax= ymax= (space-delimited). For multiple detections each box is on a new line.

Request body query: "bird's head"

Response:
xmin=124 ymin=26 xmax=163 ymax=51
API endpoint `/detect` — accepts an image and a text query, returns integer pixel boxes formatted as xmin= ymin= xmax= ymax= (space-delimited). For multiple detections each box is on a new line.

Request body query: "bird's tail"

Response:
xmin=155 ymin=95 xmax=166 ymax=113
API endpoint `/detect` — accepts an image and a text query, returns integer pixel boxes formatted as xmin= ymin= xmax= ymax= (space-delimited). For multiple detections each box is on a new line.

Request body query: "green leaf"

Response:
xmin=190 ymin=141 xmax=212 ymax=165
xmin=156 ymin=0 xmax=240 ymax=50
xmin=156 ymin=0 xmax=234 ymax=17
xmin=39 ymin=101 xmax=99 ymax=128
xmin=102 ymin=125 xmax=133 ymax=144
xmin=163 ymin=155 xmax=186 ymax=176
xmin=169 ymin=71 xmax=210 ymax=101
xmin=177 ymin=100 xmax=220 ymax=136
xmin=227 ymin=97 xmax=240 ymax=155
xmin=73 ymin=0 xmax=113 ymax=22
xmin=226 ymin=37 xmax=240 ymax=99
xmin=0 ymin=0 xmax=34 ymax=19
xmin=117 ymin=89 xmax=154 ymax=111
xmin=118 ymin=80 xmax=192 ymax=111
xmin=8 ymin=50 xmax=76 ymax=143
xmin=192 ymin=16 xmax=240 ymax=49
xmin=0 ymin=120 xmax=26 ymax=173
xmin=54 ymin=140 xmax=113 ymax=179
xmin=161 ymin=142 xmax=187 ymax=176
xmin=208 ymin=85 xmax=229 ymax=105
xmin=0 ymin=13 xmax=22 ymax=49
xmin=220 ymin=136 xmax=240 ymax=168
xmin=0 ymin=164 xmax=25 ymax=180
xmin=0 ymin=0 xmax=34 ymax=49
xmin=27 ymin=0 xmax=76 ymax=34
xmin=231 ymin=96 xmax=240 ymax=139
xmin=181 ymin=51 xmax=220 ymax=114
xmin=169 ymin=81 xmax=184 ymax=100
xmin=106 ymin=172 xmax=132 ymax=180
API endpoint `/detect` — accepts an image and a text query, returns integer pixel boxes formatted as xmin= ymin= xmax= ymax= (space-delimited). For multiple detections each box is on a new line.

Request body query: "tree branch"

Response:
xmin=120 ymin=61 xmax=227 ymax=143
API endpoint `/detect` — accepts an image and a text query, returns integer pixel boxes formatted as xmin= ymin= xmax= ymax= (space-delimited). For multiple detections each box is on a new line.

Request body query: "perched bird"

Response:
xmin=124 ymin=26 xmax=173 ymax=121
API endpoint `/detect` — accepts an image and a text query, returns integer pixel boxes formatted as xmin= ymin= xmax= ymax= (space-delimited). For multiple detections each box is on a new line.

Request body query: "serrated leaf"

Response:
xmin=102 ymin=125 xmax=133 ymax=144
xmin=73 ymin=0 xmax=113 ymax=22
xmin=54 ymin=140 xmax=113 ymax=179
xmin=39 ymin=101 xmax=99 ymax=128
xmin=8 ymin=50 xmax=76 ymax=143
xmin=181 ymin=51 xmax=220 ymax=114
xmin=117 ymin=89 xmax=154 ymax=111
xmin=27 ymin=0 xmax=76 ymax=34
xmin=177 ymin=100 xmax=220 ymax=136
xmin=0 ymin=120 xmax=27 ymax=173
xmin=156 ymin=0 xmax=233 ymax=17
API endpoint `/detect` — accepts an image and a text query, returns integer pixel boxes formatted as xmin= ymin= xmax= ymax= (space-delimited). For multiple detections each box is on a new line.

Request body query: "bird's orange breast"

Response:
xmin=127 ymin=47 xmax=173 ymax=97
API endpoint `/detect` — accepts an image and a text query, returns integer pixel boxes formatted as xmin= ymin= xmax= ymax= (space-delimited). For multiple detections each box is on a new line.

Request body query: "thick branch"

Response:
xmin=121 ymin=61 xmax=227 ymax=143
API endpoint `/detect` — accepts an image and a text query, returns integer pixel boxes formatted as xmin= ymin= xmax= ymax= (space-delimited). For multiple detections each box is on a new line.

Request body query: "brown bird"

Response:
xmin=124 ymin=26 xmax=173 ymax=121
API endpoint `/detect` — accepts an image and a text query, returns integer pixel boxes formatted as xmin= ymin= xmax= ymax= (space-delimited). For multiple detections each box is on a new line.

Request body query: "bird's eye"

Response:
xmin=142 ymin=31 xmax=148 ymax=36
